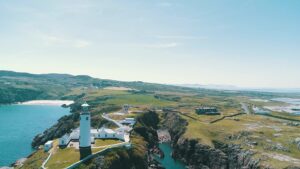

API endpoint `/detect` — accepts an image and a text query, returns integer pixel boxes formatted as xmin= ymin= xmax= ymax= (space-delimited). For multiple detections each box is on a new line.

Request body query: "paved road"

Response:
xmin=41 ymin=153 xmax=52 ymax=169
xmin=102 ymin=113 xmax=123 ymax=128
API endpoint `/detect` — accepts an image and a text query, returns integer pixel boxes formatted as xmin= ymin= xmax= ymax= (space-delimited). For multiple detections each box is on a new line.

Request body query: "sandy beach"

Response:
xmin=20 ymin=100 xmax=74 ymax=106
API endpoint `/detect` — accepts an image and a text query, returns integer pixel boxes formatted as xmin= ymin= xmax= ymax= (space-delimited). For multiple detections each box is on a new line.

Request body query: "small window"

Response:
xmin=86 ymin=117 xmax=89 ymax=120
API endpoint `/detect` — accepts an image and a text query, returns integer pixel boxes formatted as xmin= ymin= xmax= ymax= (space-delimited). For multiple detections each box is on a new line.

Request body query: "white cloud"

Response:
xmin=40 ymin=34 xmax=91 ymax=48
xmin=143 ymin=42 xmax=179 ymax=49
xmin=156 ymin=35 xmax=207 ymax=40
xmin=74 ymin=40 xmax=91 ymax=48
xmin=42 ymin=35 xmax=66 ymax=44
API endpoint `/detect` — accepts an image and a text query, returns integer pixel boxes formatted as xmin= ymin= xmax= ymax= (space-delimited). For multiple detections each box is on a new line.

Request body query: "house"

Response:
xmin=122 ymin=104 xmax=130 ymax=114
xmin=59 ymin=128 xmax=80 ymax=147
xmin=59 ymin=134 xmax=71 ymax=147
xmin=93 ymin=127 xmax=129 ymax=141
xmin=95 ymin=128 xmax=117 ymax=139
xmin=195 ymin=107 xmax=220 ymax=115
xmin=59 ymin=127 xmax=129 ymax=147
xmin=44 ymin=140 xmax=53 ymax=152
xmin=59 ymin=103 xmax=134 ymax=148
xmin=120 ymin=118 xmax=136 ymax=126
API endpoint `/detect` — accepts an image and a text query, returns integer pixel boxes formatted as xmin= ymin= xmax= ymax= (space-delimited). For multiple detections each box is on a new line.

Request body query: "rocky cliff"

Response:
xmin=75 ymin=110 xmax=163 ymax=169
xmin=161 ymin=111 xmax=269 ymax=169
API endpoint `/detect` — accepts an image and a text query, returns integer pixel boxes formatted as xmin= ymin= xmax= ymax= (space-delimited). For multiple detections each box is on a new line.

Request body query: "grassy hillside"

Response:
xmin=1 ymin=70 xmax=299 ymax=104
xmin=2 ymin=70 xmax=300 ymax=168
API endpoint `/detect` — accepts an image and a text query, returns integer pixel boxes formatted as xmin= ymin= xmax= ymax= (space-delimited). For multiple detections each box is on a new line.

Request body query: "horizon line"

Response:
xmin=1 ymin=69 xmax=300 ymax=91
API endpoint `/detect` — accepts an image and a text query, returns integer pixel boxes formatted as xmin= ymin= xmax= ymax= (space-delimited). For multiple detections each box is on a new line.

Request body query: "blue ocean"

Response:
xmin=155 ymin=143 xmax=186 ymax=169
xmin=0 ymin=105 xmax=70 ymax=166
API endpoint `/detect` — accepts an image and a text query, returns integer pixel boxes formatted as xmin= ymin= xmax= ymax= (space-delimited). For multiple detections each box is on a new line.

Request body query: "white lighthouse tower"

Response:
xmin=79 ymin=102 xmax=92 ymax=159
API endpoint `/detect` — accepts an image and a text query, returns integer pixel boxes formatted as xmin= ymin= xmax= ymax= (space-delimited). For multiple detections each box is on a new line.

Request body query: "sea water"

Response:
xmin=268 ymin=98 xmax=300 ymax=115
xmin=0 ymin=105 xmax=70 ymax=166
xmin=155 ymin=143 xmax=186 ymax=169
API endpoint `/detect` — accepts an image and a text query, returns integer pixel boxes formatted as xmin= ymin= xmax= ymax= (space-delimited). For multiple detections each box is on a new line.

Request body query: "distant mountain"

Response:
xmin=0 ymin=70 xmax=198 ymax=104
xmin=0 ymin=70 xmax=83 ymax=79
xmin=1 ymin=70 xmax=299 ymax=104
xmin=175 ymin=84 xmax=300 ymax=93
xmin=177 ymin=84 xmax=239 ymax=91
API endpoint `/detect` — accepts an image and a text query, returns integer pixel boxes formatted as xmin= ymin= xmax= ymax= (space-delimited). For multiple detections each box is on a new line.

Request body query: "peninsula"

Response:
xmin=0 ymin=71 xmax=299 ymax=169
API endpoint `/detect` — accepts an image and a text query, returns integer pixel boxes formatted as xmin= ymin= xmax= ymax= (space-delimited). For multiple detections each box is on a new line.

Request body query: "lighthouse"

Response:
xmin=79 ymin=102 xmax=92 ymax=159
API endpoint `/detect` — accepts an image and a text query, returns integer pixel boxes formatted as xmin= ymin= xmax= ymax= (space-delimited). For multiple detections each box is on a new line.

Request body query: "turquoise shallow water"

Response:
xmin=156 ymin=143 xmax=186 ymax=169
xmin=0 ymin=105 xmax=70 ymax=166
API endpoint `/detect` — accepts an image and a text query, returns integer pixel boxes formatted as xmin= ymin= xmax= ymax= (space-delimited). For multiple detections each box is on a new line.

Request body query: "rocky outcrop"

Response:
xmin=172 ymin=138 xmax=227 ymax=169
xmin=172 ymin=139 xmax=262 ymax=169
xmin=134 ymin=110 xmax=159 ymax=147
xmin=294 ymin=138 xmax=300 ymax=150
xmin=214 ymin=141 xmax=261 ymax=169
xmin=160 ymin=111 xmax=187 ymax=145
xmin=32 ymin=112 xmax=79 ymax=148
xmin=77 ymin=111 xmax=161 ymax=169
xmin=161 ymin=111 xmax=266 ymax=169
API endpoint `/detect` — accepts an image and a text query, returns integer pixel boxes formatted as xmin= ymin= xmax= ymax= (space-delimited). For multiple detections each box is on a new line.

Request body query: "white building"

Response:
xmin=80 ymin=102 xmax=91 ymax=148
xmin=92 ymin=127 xmax=128 ymax=140
xmin=59 ymin=134 xmax=70 ymax=146
xmin=122 ymin=104 xmax=130 ymax=114
xmin=59 ymin=103 xmax=134 ymax=148
xmin=58 ymin=128 xmax=81 ymax=147
xmin=79 ymin=103 xmax=92 ymax=159
xmin=120 ymin=118 xmax=136 ymax=126
xmin=59 ymin=126 xmax=129 ymax=147
xmin=44 ymin=140 xmax=53 ymax=152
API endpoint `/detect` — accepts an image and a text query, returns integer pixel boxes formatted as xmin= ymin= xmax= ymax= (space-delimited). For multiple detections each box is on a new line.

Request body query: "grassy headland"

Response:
xmin=1 ymin=70 xmax=300 ymax=169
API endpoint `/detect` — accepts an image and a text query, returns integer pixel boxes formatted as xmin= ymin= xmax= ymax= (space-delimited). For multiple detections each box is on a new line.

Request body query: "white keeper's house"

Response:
xmin=59 ymin=103 xmax=133 ymax=148
xmin=59 ymin=127 xmax=130 ymax=147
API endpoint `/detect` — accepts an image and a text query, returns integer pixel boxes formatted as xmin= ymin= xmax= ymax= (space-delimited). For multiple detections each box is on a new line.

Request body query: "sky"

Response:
xmin=0 ymin=0 xmax=300 ymax=88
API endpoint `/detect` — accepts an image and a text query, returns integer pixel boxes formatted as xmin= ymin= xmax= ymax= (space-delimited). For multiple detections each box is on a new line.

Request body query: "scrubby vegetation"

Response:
xmin=75 ymin=111 xmax=159 ymax=169
xmin=17 ymin=149 xmax=48 ymax=169
xmin=2 ymin=71 xmax=300 ymax=168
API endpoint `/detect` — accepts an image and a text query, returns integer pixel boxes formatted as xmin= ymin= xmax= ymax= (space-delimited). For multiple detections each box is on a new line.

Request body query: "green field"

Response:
xmin=93 ymin=139 xmax=123 ymax=147
xmin=46 ymin=147 xmax=80 ymax=169
xmin=18 ymin=149 xmax=48 ymax=169
xmin=2 ymin=71 xmax=300 ymax=168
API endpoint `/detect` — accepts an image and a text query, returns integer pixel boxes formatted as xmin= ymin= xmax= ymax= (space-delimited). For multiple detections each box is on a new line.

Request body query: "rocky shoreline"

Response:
xmin=11 ymin=109 xmax=299 ymax=169
xmin=159 ymin=110 xmax=300 ymax=169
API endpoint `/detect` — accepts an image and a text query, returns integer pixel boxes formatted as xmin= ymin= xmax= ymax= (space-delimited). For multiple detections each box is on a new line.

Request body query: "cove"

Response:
xmin=0 ymin=104 xmax=70 ymax=166
xmin=155 ymin=143 xmax=186 ymax=169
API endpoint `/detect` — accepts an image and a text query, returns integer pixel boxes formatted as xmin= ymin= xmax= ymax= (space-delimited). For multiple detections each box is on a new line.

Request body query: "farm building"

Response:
xmin=195 ymin=107 xmax=220 ymax=115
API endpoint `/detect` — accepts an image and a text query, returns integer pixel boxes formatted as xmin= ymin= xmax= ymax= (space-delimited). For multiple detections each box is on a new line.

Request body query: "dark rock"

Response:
xmin=285 ymin=166 xmax=300 ymax=169
xmin=294 ymin=138 xmax=300 ymax=150
xmin=162 ymin=111 xmax=266 ymax=169
xmin=264 ymin=143 xmax=290 ymax=152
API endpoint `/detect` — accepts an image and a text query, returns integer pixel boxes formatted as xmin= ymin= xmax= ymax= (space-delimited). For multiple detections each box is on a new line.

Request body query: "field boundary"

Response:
xmin=210 ymin=113 xmax=245 ymax=124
